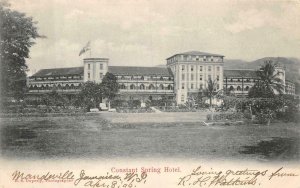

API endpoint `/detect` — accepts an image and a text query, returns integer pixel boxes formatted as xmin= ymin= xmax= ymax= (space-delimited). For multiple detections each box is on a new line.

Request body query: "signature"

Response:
xmin=178 ymin=166 xmax=298 ymax=187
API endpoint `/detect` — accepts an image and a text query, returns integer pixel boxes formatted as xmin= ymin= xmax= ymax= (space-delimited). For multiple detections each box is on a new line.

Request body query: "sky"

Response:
xmin=9 ymin=0 xmax=300 ymax=75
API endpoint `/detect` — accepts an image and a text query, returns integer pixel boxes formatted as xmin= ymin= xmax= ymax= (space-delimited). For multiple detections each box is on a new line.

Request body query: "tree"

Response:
xmin=100 ymin=72 xmax=119 ymax=109
xmin=203 ymin=78 xmax=218 ymax=107
xmin=76 ymin=81 xmax=102 ymax=110
xmin=0 ymin=1 xmax=42 ymax=101
xmin=248 ymin=60 xmax=284 ymax=98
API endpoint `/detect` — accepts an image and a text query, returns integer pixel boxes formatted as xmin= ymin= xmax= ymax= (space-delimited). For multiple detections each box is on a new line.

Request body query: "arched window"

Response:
xmin=41 ymin=85 xmax=45 ymax=90
xmin=167 ymin=85 xmax=173 ymax=90
xmin=45 ymin=85 xmax=49 ymax=90
xmin=160 ymin=76 xmax=164 ymax=80
xmin=140 ymin=76 xmax=144 ymax=80
xmin=159 ymin=84 xmax=164 ymax=90
xmin=140 ymin=84 xmax=145 ymax=90
xmin=229 ymin=86 xmax=234 ymax=91
xmin=130 ymin=84 xmax=135 ymax=90
xmin=237 ymin=86 xmax=241 ymax=91
xmin=65 ymin=84 xmax=70 ymax=89
xmin=121 ymin=76 xmax=125 ymax=80
xmin=58 ymin=84 xmax=62 ymax=89
xmin=70 ymin=84 xmax=75 ymax=89
xmin=230 ymin=79 xmax=233 ymax=82
xmin=245 ymin=86 xmax=249 ymax=91
xmin=149 ymin=84 xmax=155 ymax=90
xmin=120 ymin=84 xmax=126 ymax=89
xmin=131 ymin=76 xmax=134 ymax=80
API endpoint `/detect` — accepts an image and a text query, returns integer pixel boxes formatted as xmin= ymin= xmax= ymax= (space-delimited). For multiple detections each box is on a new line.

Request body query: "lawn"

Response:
xmin=0 ymin=114 xmax=299 ymax=161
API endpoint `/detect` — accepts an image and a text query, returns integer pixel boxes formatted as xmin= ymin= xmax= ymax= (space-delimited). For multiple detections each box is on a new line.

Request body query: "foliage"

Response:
xmin=41 ymin=90 xmax=68 ymax=106
xmin=0 ymin=2 xmax=42 ymax=101
xmin=203 ymin=78 xmax=218 ymax=107
xmin=248 ymin=60 xmax=284 ymax=98
xmin=75 ymin=81 xmax=102 ymax=109
xmin=207 ymin=112 xmax=244 ymax=121
xmin=100 ymin=72 xmax=119 ymax=100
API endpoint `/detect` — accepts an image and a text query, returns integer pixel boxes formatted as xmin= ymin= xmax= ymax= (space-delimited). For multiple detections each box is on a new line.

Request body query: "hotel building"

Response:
xmin=27 ymin=51 xmax=296 ymax=104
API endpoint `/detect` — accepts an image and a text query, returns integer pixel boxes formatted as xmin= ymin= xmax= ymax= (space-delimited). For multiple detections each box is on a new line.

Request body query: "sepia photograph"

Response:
xmin=0 ymin=0 xmax=299 ymax=187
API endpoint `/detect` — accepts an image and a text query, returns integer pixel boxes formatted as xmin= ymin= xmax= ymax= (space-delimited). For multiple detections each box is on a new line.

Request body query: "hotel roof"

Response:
xmin=167 ymin=51 xmax=224 ymax=59
xmin=224 ymin=69 xmax=258 ymax=78
xmin=31 ymin=66 xmax=173 ymax=77
xmin=108 ymin=66 xmax=173 ymax=76
xmin=31 ymin=67 xmax=84 ymax=77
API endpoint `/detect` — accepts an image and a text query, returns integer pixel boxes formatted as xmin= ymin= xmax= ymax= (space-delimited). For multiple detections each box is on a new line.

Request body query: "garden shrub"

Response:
xmin=207 ymin=112 xmax=245 ymax=121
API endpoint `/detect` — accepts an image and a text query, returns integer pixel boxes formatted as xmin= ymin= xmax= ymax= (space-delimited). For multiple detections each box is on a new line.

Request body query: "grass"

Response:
xmin=0 ymin=114 xmax=299 ymax=161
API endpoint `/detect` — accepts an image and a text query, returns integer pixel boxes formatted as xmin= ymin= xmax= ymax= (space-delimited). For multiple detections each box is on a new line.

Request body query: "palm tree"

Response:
xmin=249 ymin=60 xmax=284 ymax=98
xmin=203 ymin=78 xmax=218 ymax=107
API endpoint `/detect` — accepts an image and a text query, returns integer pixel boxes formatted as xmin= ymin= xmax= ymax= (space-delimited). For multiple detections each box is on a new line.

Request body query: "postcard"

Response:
xmin=0 ymin=0 xmax=299 ymax=187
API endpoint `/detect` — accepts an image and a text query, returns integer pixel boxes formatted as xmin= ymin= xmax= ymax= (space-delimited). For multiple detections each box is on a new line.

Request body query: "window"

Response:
xmin=191 ymin=84 xmax=194 ymax=89
xmin=140 ymin=84 xmax=145 ymax=90
xmin=208 ymin=75 xmax=211 ymax=80
xmin=121 ymin=76 xmax=125 ymax=80
xmin=160 ymin=76 xmax=163 ymax=80
xmin=130 ymin=84 xmax=135 ymax=90
xmin=182 ymin=74 xmax=185 ymax=80
xmin=196 ymin=58 xmax=199 ymax=61
xmin=237 ymin=86 xmax=241 ymax=91
xmin=88 ymin=64 xmax=90 ymax=70
xmin=88 ymin=73 xmax=90 ymax=79
xmin=120 ymin=84 xmax=126 ymax=89
xmin=167 ymin=85 xmax=173 ymax=90
xmin=131 ymin=76 xmax=134 ymax=80
xmin=200 ymin=66 xmax=203 ymax=71
xmin=182 ymin=65 xmax=185 ymax=71
xmin=200 ymin=84 xmax=203 ymax=89
xmin=149 ymin=84 xmax=155 ymax=90
xmin=208 ymin=66 xmax=211 ymax=71
xmin=100 ymin=64 xmax=103 ymax=70
xmin=245 ymin=86 xmax=249 ymax=91
xmin=200 ymin=75 xmax=203 ymax=81
xmin=141 ymin=76 xmax=144 ymax=80
xmin=217 ymin=84 xmax=220 ymax=89
xmin=191 ymin=66 xmax=194 ymax=71
xmin=211 ymin=58 xmax=214 ymax=62
xmin=217 ymin=75 xmax=219 ymax=81
xmin=100 ymin=73 xmax=103 ymax=79
xmin=181 ymin=95 xmax=185 ymax=102
xmin=217 ymin=66 xmax=220 ymax=71
xmin=159 ymin=84 xmax=164 ymax=90
xmin=182 ymin=83 xmax=185 ymax=89
xmin=191 ymin=74 xmax=194 ymax=81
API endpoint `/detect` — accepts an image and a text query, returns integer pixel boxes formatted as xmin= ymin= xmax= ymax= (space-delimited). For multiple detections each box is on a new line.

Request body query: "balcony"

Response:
xmin=119 ymin=89 xmax=173 ymax=94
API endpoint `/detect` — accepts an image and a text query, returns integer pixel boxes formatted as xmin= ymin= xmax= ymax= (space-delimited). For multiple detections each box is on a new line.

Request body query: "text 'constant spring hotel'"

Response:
xmin=27 ymin=51 xmax=296 ymax=104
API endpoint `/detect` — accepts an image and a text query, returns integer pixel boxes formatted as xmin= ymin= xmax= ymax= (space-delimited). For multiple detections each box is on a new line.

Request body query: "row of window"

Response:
xmin=181 ymin=65 xmax=220 ymax=72
xmin=87 ymin=73 xmax=104 ymax=79
xmin=29 ymin=83 xmax=81 ymax=90
xmin=118 ymin=75 xmax=172 ymax=81
xmin=169 ymin=55 xmax=222 ymax=63
xmin=181 ymin=83 xmax=220 ymax=90
xmin=31 ymin=76 xmax=83 ymax=81
xmin=227 ymin=86 xmax=250 ymax=91
xmin=120 ymin=84 xmax=173 ymax=90
xmin=181 ymin=74 xmax=219 ymax=81
xmin=87 ymin=63 xmax=104 ymax=70
xmin=226 ymin=78 xmax=255 ymax=82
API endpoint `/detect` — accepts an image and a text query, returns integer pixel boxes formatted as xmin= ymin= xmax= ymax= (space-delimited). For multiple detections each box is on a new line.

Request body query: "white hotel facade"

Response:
xmin=27 ymin=51 xmax=295 ymax=104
